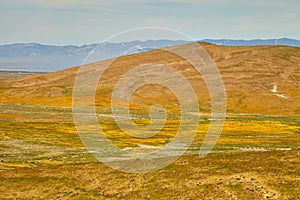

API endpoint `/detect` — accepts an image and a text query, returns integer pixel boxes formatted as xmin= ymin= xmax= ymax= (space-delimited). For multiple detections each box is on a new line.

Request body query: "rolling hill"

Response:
xmin=0 ymin=42 xmax=299 ymax=116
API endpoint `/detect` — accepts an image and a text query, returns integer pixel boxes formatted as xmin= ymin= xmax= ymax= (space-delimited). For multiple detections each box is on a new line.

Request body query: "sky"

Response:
xmin=1 ymin=0 xmax=299 ymax=45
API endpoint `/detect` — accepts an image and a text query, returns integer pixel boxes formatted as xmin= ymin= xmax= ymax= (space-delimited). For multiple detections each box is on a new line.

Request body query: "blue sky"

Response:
xmin=1 ymin=0 xmax=299 ymax=45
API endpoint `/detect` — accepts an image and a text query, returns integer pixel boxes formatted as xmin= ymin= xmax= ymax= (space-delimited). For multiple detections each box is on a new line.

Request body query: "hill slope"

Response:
xmin=0 ymin=42 xmax=299 ymax=115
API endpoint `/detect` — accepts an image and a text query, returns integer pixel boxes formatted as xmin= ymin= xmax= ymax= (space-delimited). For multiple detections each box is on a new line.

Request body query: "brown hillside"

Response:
xmin=0 ymin=42 xmax=299 ymax=115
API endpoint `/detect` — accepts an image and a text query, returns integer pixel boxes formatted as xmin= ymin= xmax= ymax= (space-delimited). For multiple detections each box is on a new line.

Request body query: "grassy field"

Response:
xmin=0 ymin=103 xmax=299 ymax=199
xmin=0 ymin=44 xmax=299 ymax=199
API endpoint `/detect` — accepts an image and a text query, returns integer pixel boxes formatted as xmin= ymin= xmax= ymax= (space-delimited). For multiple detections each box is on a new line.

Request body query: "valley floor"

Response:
xmin=0 ymin=103 xmax=299 ymax=199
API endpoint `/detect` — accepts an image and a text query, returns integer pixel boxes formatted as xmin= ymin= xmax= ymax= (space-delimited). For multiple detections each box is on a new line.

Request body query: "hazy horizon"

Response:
xmin=1 ymin=0 xmax=300 ymax=45
xmin=1 ymin=37 xmax=299 ymax=47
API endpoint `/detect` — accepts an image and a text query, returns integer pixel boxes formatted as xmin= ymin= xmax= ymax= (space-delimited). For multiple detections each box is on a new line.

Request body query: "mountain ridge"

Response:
xmin=202 ymin=38 xmax=300 ymax=47
xmin=0 ymin=38 xmax=299 ymax=71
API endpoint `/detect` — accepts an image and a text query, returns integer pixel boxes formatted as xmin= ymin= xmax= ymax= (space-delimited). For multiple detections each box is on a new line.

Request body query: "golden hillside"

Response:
xmin=0 ymin=42 xmax=299 ymax=115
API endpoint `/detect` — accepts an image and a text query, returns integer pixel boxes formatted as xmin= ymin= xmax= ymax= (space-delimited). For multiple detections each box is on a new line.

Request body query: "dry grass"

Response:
xmin=0 ymin=104 xmax=299 ymax=199
xmin=0 ymin=43 xmax=299 ymax=199
xmin=0 ymin=151 xmax=299 ymax=199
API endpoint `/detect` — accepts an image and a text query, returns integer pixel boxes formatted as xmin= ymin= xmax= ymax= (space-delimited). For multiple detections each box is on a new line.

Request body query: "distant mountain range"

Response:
xmin=0 ymin=40 xmax=187 ymax=71
xmin=0 ymin=38 xmax=299 ymax=71
xmin=201 ymin=38 xmax=300 ymax=47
